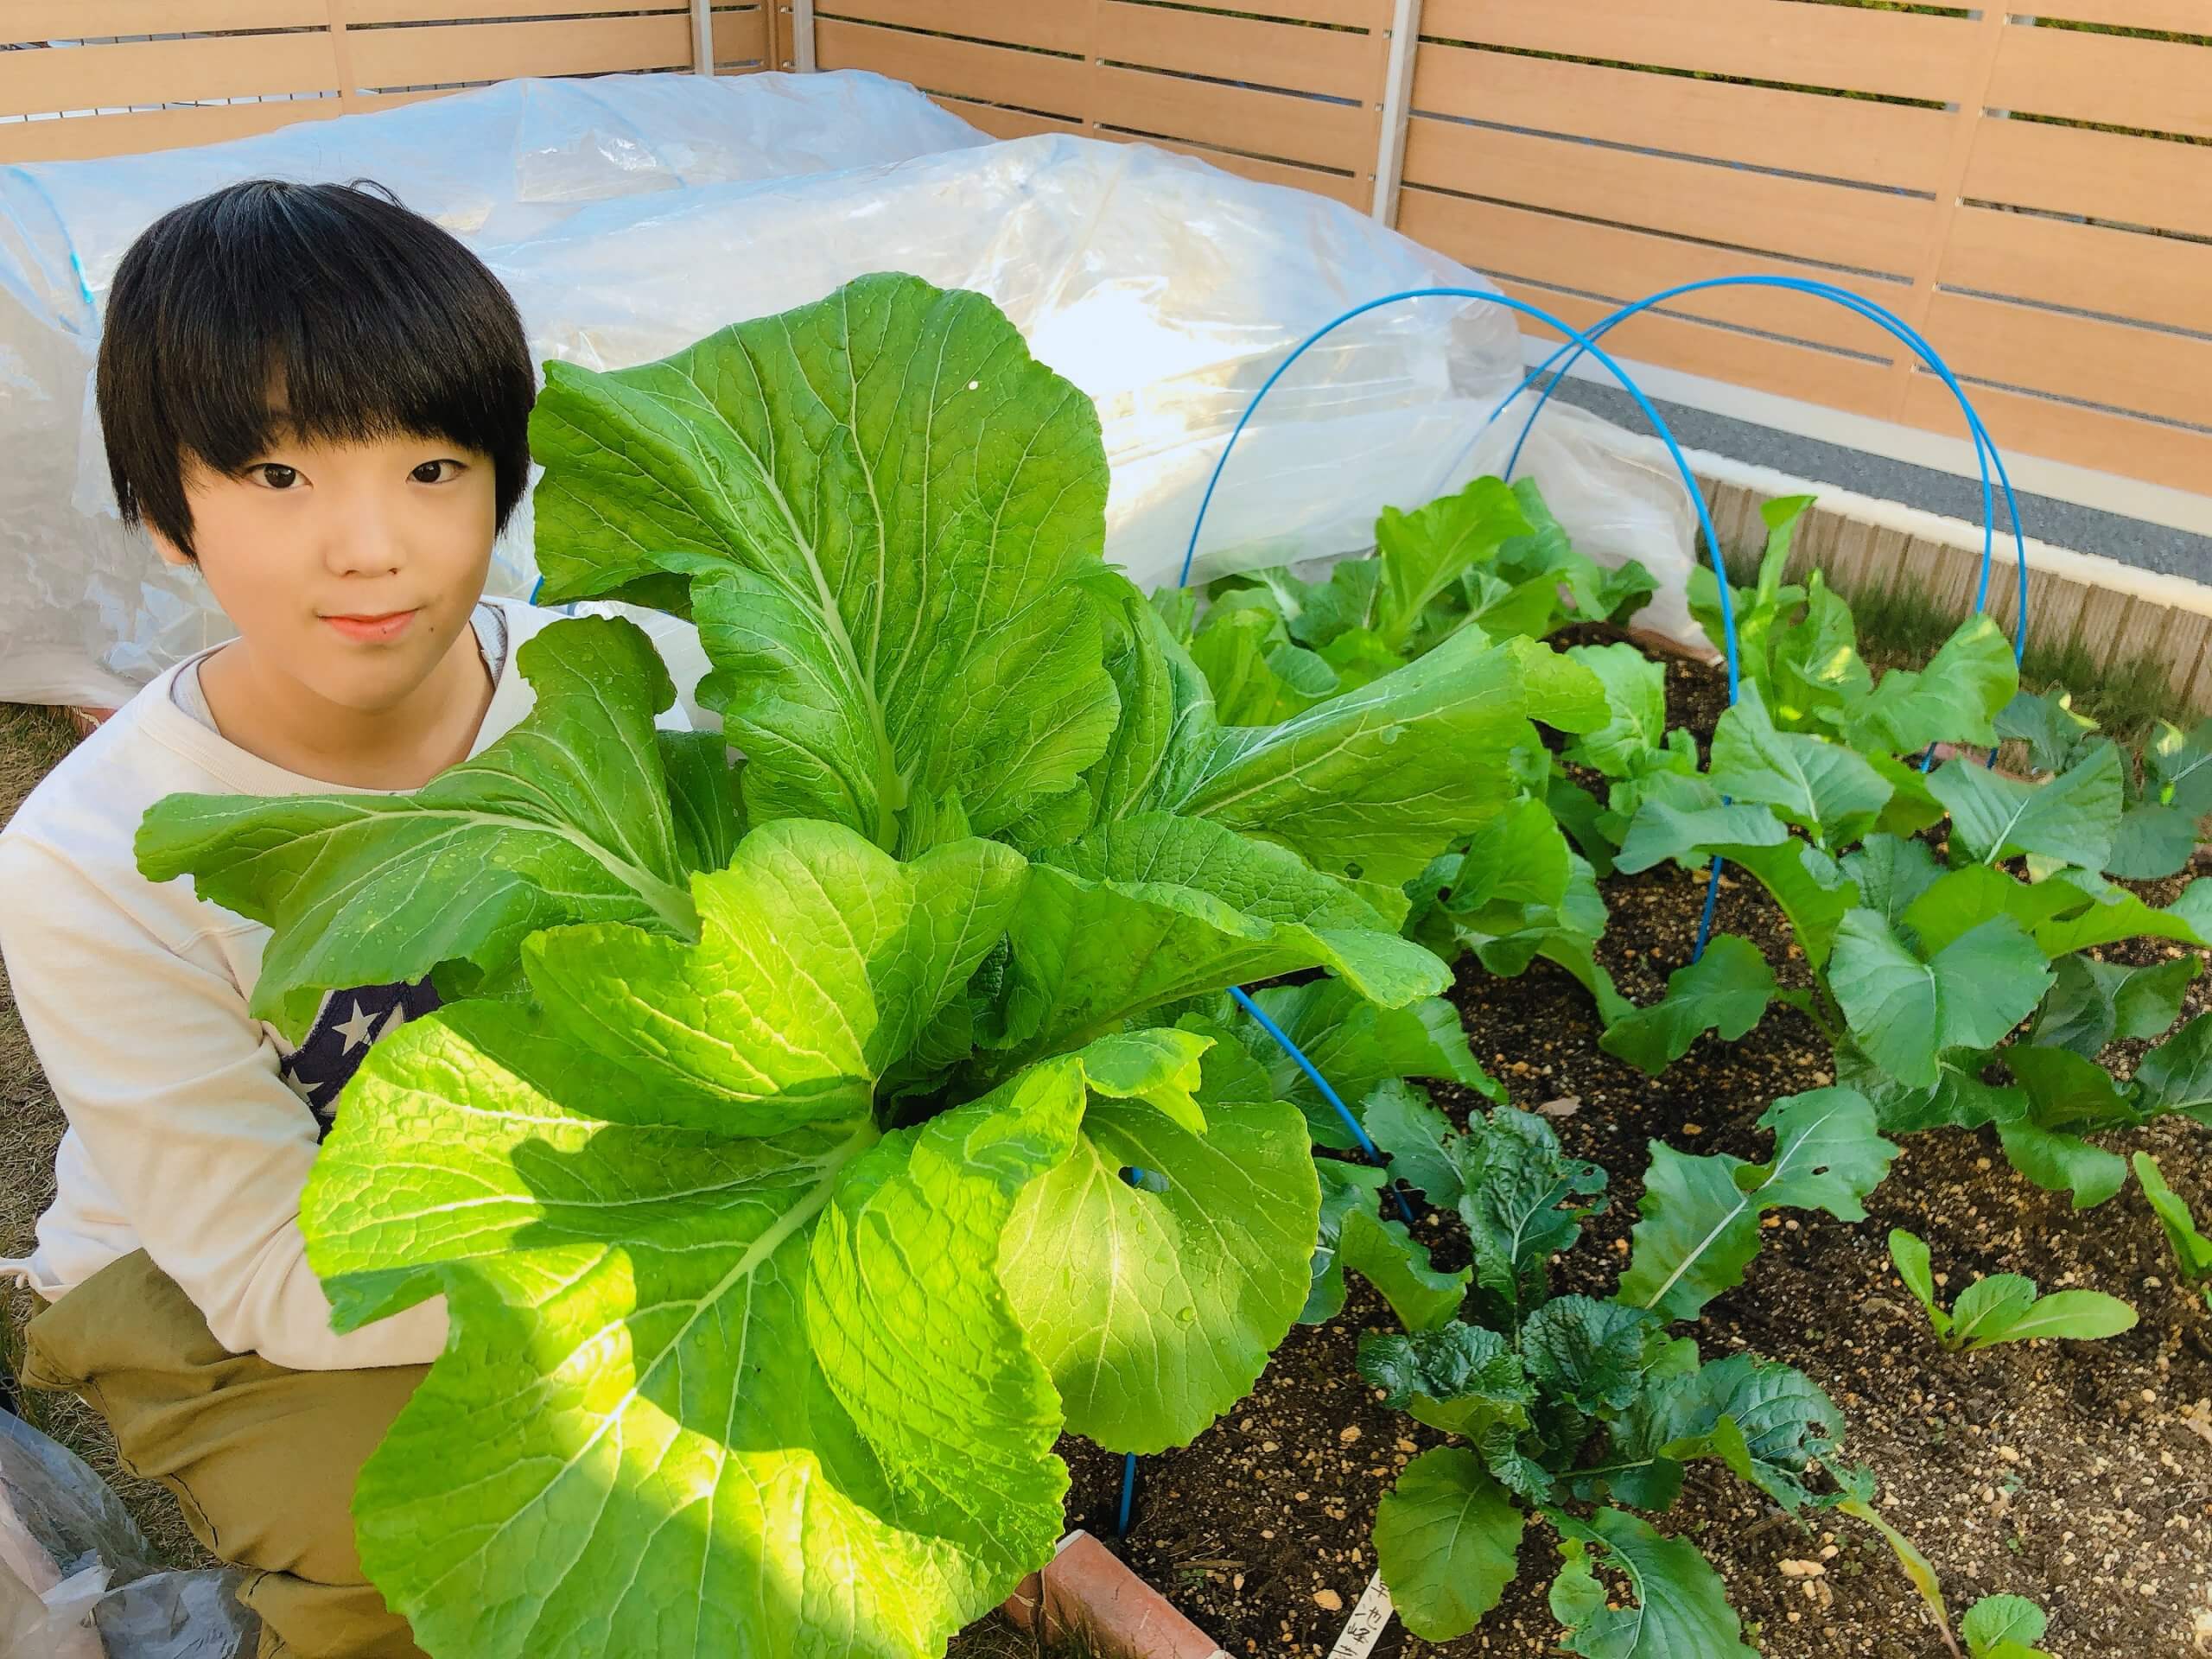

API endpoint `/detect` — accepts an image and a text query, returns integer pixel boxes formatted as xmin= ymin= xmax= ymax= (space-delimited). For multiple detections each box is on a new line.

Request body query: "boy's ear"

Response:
xmin=147 ymin=526 xmax=195 ymax=569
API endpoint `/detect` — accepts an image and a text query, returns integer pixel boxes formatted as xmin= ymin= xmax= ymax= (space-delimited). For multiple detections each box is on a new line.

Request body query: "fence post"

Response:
xmin=324 ymin=0 xmax=361 ymax=111
xmin=788 ymin=0 xmax=817 ymax=72
xmin=1369 ymin=0 xmax=1421 ymax=226
xmin=690 ymin=0 xmax=715 ymax=76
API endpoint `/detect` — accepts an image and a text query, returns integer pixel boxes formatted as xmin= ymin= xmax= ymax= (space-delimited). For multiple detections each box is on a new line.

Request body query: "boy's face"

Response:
xmin=155 ymin=424 xmax=499 ymax=712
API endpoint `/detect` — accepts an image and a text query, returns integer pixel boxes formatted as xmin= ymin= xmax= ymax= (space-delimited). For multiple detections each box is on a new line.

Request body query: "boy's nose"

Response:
xmin=322 ymin=503 xmax=404 ymax=578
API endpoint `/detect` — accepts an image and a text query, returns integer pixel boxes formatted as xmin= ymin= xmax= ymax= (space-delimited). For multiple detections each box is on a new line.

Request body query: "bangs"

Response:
xmin=98 ymin=180 xmax=537 ymax=556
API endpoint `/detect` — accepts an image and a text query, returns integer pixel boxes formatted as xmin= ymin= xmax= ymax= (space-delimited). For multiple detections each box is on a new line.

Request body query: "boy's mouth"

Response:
xmin=322 ymin=608 xmax=418 ymax=644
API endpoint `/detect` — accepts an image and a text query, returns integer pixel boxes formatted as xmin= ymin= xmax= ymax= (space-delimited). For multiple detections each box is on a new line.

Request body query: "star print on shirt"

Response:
xmin=278 ymin=978 xmax=442 ymax=1136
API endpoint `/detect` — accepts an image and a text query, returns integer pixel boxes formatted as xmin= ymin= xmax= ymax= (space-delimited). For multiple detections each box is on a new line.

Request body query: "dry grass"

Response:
xmin=0 ymin=702 xmax=214 ymax=1569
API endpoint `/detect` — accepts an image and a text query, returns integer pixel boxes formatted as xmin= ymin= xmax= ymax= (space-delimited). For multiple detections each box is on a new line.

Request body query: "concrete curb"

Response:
xmin=1000 ymin=1532 xmax=1228 ymax=1659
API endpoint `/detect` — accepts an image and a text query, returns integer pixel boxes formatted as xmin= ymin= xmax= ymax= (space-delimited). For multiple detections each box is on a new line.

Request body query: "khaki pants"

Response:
xmin=21 ymin=1250 xmax=429 ymax=1659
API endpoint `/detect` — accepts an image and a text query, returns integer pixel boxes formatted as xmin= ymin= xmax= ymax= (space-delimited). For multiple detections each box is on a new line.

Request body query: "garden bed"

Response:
xmin=1055 ymin=645 xmax=2212 ymax=1659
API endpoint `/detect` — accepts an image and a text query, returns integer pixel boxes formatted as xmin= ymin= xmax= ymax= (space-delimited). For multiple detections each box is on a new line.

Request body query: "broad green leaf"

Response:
xmin=1948 ymin=1274 xmax=2038 ymax=1348
xmin=2097 ymin=953 xmax=2190 ymax=1042
xmin=1998 ymin=1123 xmax=2130 ymax=1210
xmin=1521 ymin=1296 xmax=1653 ymax=1414
xmin=2034 ymin=871 xmax=2212 ymax=956
xmin=1339 ymin=1206 xmax=1471 ymax=1333
xmin=1707 ymin=683 xmax=1890 ymax=846
xmin=1902 ymin=865 xmax=2088 ymax=959
xmin=1828 ymin=911 xmax=2050 ymax=1091
xmin=1157 ymin=627 xmax=1571 ymax=886
xmin=137 ymin=616 xmax=698 ymax=1035
xmin=1004 ymin=814 xmax=1448 ymax=1058
xmin=1866 ymin=750 xmax=1948 ymax=837
xmin=1564 ymin=643 xmax=1669 ymax=779
xmin=1069 ymin=588 xmax=1215 ymax=842
xmin=1190 ymin=605 xmax=1336 ymax=727
xmin=1887 ymin=1229 xmax=1944 ymax=1334
xmin=659 ymin=729 xmax=746 ymax=872
xmin=1456 ymin=1109 xmax=1608 ymax=1318
xmin=2131 ymin=1011 xmax=2212 ymax=1125
xmin=1927 ymin=744 xmax=2123 ymax=868
xmin=1842 ymin=615 xmax=2018 ymax=755
xmin=1220 ymin=977 xmax=1497 ymax=1152
xmin=1365 ymin=1081 xmax=1462 ymax=1205
xmin=1373 ymin=1447 xmax=1526 ymax=1641
xmin=1280 ymin=559 xmax=1382 ymax=649
xmin=1842 ymin=834 xmax=1942 ymax=927
xmin=1986 ymin=1288 xmax=2138 ymax=1344
xmin=2133 ymin=1154 xmax=2212 ymax=1285
xmin=1841 ymin=1043 xmax=2024 ymax=1136
xmin=1622 ymin=1090 xmax=1897 ymax=1323
xmin=1440 ymin=794 xmax=1573 ymax=923
xmin=1600 ymin=935 xmax=1777 ymax=1076
xmin=1724 ymin=838 xmax=1854 ymax=969
xmin=1603 ymin=1353 xmax=1844 ymax=1513
xmin=1770 ymin=571 xmax=1871 ymax=730
xmin=2106 ymin=801 xmax=2200 ymax=880
xmin=1001 ymin=1039 xmax=1319 ymax=1452
xmin=1303 ymin=1160 xmax=1389 ymax=1324
xmin=1374 ymin=474 xmax=1529 ymax=652
xmin=1614 ymin=775 xmax=1788 ymax=875
xmin=2001 ymin=1044 xmax=2142 ymax=1136
xmin=303 ymin=995 xmax=1110 ymax=1658
xmin=1950 ymin=1277 xmax=2136 ymax=1349
xmin=1998 ymin=688 xmax=2097 ymax=776
xmin=2150 ymin=716 xmax=2212 ymax=816
xmin=524 ymin=826 xmax=1025 ymax=1135
xmin=533 ymin=273 xmax=1121 ymax=846
xmin=1357 ymin=1322 xmax=1532 ymax=1440
xmin=2029 ymin=953 xmax=2126 ymax=1057
xmin=1961 ymin=1594 xmax=2051 ymax=1659
xmin=1548 ymin=1509 xmax=1757 ymax=1659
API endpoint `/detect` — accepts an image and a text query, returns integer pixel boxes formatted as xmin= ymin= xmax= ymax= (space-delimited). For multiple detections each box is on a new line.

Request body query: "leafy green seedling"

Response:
xmin=2133 ymin=1153 xmax=2212 ymax=1303
xmin=1889 ymin=1230 xmax=2137 ymax=1352
xmin=1345 ymin=1089 xmax=1916 ymax=1649
xmin=1961 ymin=1592 xmax=2054 ymax=1659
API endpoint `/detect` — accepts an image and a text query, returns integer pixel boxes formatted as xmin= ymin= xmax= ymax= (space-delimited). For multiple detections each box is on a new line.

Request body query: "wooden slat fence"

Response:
xmin=1402 ymin=1 xmax=2212 ymax=499
xmin=800 ymin=2 xmax=2209 ymax=500
xmin=810 ymin=1 xmax=1399 ymax=210
xmin=0 ymin=3 xmax=771 ymax=162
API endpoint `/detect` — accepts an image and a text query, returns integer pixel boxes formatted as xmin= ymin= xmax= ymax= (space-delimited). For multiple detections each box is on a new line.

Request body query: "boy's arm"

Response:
xmin=0 ymin=836 xmax=447 ymax=1371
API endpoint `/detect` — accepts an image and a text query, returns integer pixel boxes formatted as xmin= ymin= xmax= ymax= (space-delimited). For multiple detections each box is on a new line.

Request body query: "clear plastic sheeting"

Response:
xmin=0 ymin=68 xmax=1698 ymax=707
xmin=0 ymin=1408 xmax=257 ymax=1658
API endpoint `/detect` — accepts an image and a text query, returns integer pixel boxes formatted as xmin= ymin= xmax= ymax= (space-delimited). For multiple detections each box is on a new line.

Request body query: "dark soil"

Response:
xmin=1056 ymin=645 xmax=2212 ymax=1658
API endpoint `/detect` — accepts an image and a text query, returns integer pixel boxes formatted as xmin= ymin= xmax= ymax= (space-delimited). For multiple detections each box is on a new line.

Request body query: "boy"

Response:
xmin=0 ymin=179 xmax=622 ymax=1659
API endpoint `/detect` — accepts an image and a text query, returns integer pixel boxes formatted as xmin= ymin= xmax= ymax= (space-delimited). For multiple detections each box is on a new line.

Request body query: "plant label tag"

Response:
xmin=1326 ymin=1570 xmax=1394 ymax=1659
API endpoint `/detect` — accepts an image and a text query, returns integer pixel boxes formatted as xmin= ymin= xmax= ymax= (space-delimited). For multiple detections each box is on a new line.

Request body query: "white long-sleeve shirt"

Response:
xmin=0 ymin=596 xmax=706 ymax=1370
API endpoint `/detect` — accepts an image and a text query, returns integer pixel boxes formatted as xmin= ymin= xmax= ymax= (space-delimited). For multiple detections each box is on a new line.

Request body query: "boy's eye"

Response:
xmin=411 ymin=459 xmax=461 ymax=485
xmin=254 ymin=463 xmax=299 ymax=490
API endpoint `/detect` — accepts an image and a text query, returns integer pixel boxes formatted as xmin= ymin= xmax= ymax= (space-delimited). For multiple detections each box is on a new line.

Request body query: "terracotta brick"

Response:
xmin=1001 ymin=1531 xmax=1227 ymax=1659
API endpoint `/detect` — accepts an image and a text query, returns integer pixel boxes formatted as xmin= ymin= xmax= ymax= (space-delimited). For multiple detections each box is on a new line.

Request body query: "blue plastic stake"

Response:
xmin=1118 ymin=1450 xmax=1138 ymax=1535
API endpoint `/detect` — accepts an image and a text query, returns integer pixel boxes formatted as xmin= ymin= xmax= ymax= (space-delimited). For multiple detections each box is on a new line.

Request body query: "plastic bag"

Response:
xmin=0 ymin=68 xmax=1700 ymax=708
xmin=0 ymin=1409 xmax=257 ymax=1658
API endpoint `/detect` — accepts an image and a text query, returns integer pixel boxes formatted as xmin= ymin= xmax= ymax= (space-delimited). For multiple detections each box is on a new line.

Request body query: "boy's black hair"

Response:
xmin=96 ymin=178 xmax=536 ymax=559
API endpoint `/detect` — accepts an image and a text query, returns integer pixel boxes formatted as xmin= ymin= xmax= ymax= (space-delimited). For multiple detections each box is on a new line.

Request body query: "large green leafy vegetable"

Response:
xmin=137 ymin=275 xmax=1570 ymax=1659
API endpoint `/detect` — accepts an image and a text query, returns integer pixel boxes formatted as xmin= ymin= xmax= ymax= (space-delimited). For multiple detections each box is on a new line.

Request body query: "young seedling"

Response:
xmin=2133 ymin=1153 xmax=2212 ymax=1304
xmin=1961 ymin=1592 xmax=2054 ymax=1659
xmin=1336 ymin=1088 xmax=1912 ymax=1649
xmin=1888 ymin=1230 xmax=2137 ymax=1352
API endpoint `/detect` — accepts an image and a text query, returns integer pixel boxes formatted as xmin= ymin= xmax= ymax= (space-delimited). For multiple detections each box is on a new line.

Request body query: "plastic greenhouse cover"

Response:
xmin=0 ymin=68 xmax=1698 ymax=708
